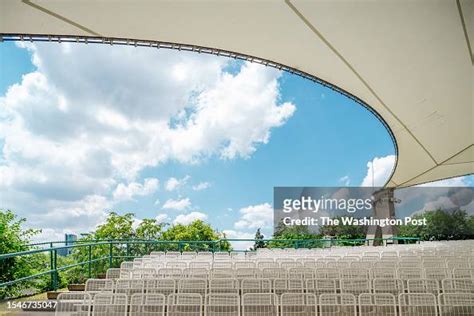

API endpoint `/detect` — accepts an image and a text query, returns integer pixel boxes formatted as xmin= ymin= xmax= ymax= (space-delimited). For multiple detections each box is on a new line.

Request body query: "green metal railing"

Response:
xmin=0 ymin=237 xmax=420 ymax=291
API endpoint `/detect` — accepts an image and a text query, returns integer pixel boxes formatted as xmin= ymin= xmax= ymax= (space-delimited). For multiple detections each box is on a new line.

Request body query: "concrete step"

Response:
xmin=46 ymin=292 xmax=61 ymax=300
xmin=67 ymin=284 xmax=85 ymax=291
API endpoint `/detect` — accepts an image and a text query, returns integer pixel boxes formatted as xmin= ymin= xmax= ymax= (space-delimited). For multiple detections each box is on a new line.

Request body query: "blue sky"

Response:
xmin=0 ymin=41 xmax=471 ymax=245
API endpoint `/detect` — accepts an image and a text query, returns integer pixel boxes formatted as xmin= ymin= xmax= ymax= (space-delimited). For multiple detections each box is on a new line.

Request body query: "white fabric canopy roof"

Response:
xmin=1 ymin=0 xmax=472 ymax=187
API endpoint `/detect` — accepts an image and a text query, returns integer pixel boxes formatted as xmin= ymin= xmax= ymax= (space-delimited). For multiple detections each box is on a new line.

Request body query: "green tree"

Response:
xmin=253 ymin=228 xmax=266 ymax=250
xmin=270 ymin=222 xmax=323 ymax=248
xmin=319 ymin=216 xmax=367 ymax=246
xmin=160 ymin=220 xmax=231 ymax=251
xmin=319 ymin=216 xmax=367 ymax=239
xmin=0 ymin=210 xmax=42 ymax=299
xmin=94 ymin=212 xmax=135 ymax=239
xmin=136 ymin=219 xmax=166 ymax=239
xmin=67 ymin=212 xmax=138 ymax=283
xmin=398 ymin=209 xmax=474 ymax=241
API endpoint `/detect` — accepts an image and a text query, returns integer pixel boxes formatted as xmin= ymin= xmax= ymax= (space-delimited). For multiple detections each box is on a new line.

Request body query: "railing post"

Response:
xmin=49 ymin=243 xmax=54 ymax=290
xmin=109 ymin=241 xmax=113 ymax=268
xmin=52 ymin=249 xmax=58 ymax=291
xmin=178 ymin=242 xmax=183 ymax=253
xmin=88 ymin=245 xmax=92 ymax=278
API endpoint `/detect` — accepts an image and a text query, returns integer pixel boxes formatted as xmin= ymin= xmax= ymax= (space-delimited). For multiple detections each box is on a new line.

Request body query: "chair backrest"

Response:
xmin=85 ymin=279 xmax=114 ymax=294
xmin=156 ymin=268 xmax=183 ymax=279
xmin=166 ymin=261 xmax=188 ymax=269
xmin=130 ymin=293 xmax=166 ymax=316
xmin=106 ymin=268 xmax=121 ymax=279
xmin=131 ymin=268 xmax=156 ymax=279
xmin=235 ymin=268 xmax=258 ymax=279
xmin=305 ymin=278 xmax=338 ymax=295
xmin=441 ymin=278 xmax=474 ymax=293
xmin=398 ymin=293 xmax=438 ymax=316
xmin=358 ymin=293 xmax=397 ymax=316
xmin=424 ymin=267 xmax=451 ymax=282
xmin=406 ymin=278 xmax=440 ymax=295
xmin=205 ymin=293 xmax=240 ymax=316
xmin=240 ymin=278 xmax=272 ymax=294
xmin=438 ymin=293 xmax=474 ymax=316
xmin=120 ymin=261 xmax=133 ymax=269
xmin=92 ymin=293 xmax=128 ymax=316
xmin=319 ymin=293 xmax=357 ymax=316
xmin=287 ymin=267 xmax=314 ymax=279
xmin=260 ymin=267 xmax=287 ymax=279
xmin=273 ymin=278 xmax=304 ymax=295
xmin=372 ymin=267 xmax=398 ymax=279
xmin=55 ymin=292 xmax=92 ymax=316
xmin=178 ymin=279 xmax=207 ymax=296
xmin=241 ymin=293 xmax=278 ymax=316
xmin=452 ymin=268 xmax=474 ymax=279
xmin=314 ymin=268 xmax=339 ymax=279
xmin=210 ymin=267 xmax=235 ymax=278
xmin=184 ymin=267 xmax=209 ymax=279
xmin=167 ymin=293 xmax=203 ymax=316
xmin=340 ymin=278 xmax=371 ymax=295
xmin=208 ymin=278 xmax=239 ymax=294
xmin=372 ymin=278 xmax=404 ymax=295
xmin=115 ymin=279 xmax=144 ymax=299
xmin=144 ymin=278 xmax=176 ymax=296
xmin=280 ymin=293 xmax=317 ymax=316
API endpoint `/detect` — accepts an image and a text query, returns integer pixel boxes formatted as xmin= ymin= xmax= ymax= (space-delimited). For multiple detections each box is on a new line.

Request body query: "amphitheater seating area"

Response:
xmin=55 ymin=240 xmax=474 ymax=315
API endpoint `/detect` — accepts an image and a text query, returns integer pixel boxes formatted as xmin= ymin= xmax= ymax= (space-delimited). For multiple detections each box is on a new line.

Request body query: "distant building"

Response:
xmin=58 ymin=233 xmax=77 ymax=256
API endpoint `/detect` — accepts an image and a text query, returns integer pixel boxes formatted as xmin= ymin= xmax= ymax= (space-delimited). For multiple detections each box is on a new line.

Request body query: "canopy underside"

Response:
xmin=1 ymin=0 xmax=472 ymax=187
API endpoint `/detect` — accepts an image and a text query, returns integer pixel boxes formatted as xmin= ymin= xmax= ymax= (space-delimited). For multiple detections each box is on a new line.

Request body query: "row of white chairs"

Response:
xmin=149 ymin=250 xmax=474 ymax=257
xmin=56 ymin=291 xmax=474 ymax=315
xmin=111 ymin=266 xmax=474 ymax=281
xmin=127 ymin=258 xmax=474 ymax=269
xmin=86 ymin=277 xmax=474 ymax=296
xmin=146 ymin=241 xmax=474 ymax=259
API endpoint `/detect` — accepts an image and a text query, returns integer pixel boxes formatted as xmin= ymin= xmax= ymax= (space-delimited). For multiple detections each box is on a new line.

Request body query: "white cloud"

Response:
xmin=0 ymin=43 xmax=294 ymax=240
xmin=410 ymin=195 xmax=474 ymax=217
xmin=113 ymin=178 xmax=159 ymax=201
xmin=173 ymin=211 xmax=207 ymax=225
xmin=154 ymin=199 xmax=160 ymax=206
xmin=339 ymin=176 xmax=351 ymax=186
xmin=192 ymin=182 xmax=211 ymax=191
xmin=34 ymin=228 xmax=68 ymax=244
xmin=165 ymin=176 xmax=190 ymax=191
xmin=417 ymin=176 xmax=471 ymax=187
xmin=222 ymin=229 xmax=255 ymax=250
xmin=162 ymin=197 xmax=191 ymax=211
xmin=361 ymin=155 xmax=396 ymax=187
xmin=27 ymin=194 xmax=111 ymax=238
xmin=235 ymin=202 xmax=273 ymax=229
xmin=155 ymin=214 xmax=169 ymax=223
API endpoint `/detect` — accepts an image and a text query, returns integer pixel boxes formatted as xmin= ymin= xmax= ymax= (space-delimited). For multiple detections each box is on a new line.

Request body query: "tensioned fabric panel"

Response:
xmin=1 ymin=0 xmax=472 ymax=187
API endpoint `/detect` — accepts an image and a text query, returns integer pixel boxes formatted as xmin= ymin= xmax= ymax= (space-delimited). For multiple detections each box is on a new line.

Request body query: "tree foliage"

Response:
xmin=319 ymin=216 xmax=367 ymax=240
xmin=0 ymin=210 xmax=42 ymax=299
xmin=398 ymin=209 xmax=474 ymax=241
xmin=1 ymin=210 xmax=231 ymax=298
xmin=161 ymin=220 xmax=231 ymax=251
xmin=253 ymin=228 xmax=265 ymax=250
xmin=270 ymin=222 xmax=323 ymax=248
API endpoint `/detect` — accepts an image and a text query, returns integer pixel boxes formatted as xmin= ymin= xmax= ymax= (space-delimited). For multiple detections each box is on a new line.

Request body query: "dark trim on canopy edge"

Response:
xmin=0 ymin=33 xmax=399 ymax=188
